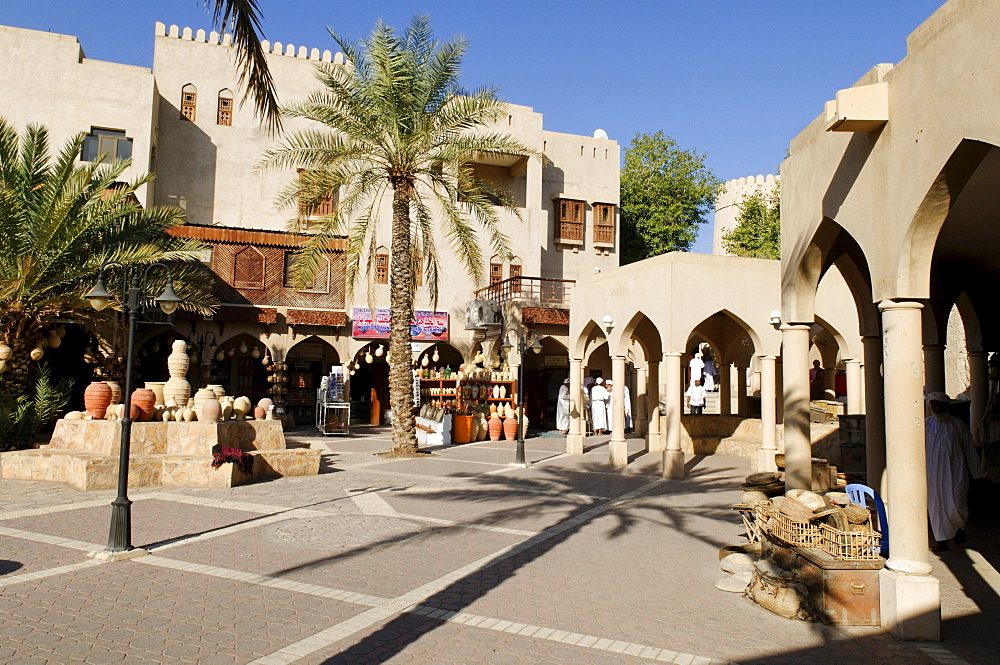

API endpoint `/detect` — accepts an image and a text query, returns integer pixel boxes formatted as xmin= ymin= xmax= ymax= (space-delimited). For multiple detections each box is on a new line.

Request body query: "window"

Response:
xmin=233 ymin=246 xmax=265 ymax=289
xmin=374 ymin=252 xmax=389 ymax=284
xmin=181 ymin=84 xmax=197 ymax=122
xmin=284 ymin=252 xmax=329 ymax=292
xmin=490 ymin=262 xmax=503 ymax=285
xmin=217 ymin=90 xmax=233 ymax=126
xmin=593 ymin=203 xmax=615 ymax=244
xmin=555 ymin=198 xmax=585 ymax=242
xmin=509 ymin=262 xmax=522 ymax=293
xmin=297 ymin=169 xmax=337 ymax=219
xmin=81 ymin=129 xmax=133 ymax=163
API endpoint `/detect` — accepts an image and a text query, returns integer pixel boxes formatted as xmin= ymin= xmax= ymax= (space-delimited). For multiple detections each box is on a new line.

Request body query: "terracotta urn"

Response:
xmin=130 ymin=388 xmax=157 ymax=422
xmin=144 ymin=381 xmax=166 ymax=407
xmin=488 ymin=412 xmax=503 ymax=441
xmin=193 ymin=387 xmax=217 ymax=422
xmin=103 ymin=381 xmax=122 ymax=405
xmin=503 ymin=414 xmax=518 ymax=440
xmin=84 ymin=381 xmax=113 ymax=419
xmin=200 ymin=398 xmax=222 ymax=423
xmin=253 ymin=405 xmax=266 ymax=420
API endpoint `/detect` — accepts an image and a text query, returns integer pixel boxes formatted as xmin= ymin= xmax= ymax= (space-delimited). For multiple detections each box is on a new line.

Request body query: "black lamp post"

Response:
xmin=187 ymin=329 xmax=217 ymax=385
xmin=86 ymin=262 xmax=182 ymax=555
xmin=501 ymin=329 xmax=543 ymax=466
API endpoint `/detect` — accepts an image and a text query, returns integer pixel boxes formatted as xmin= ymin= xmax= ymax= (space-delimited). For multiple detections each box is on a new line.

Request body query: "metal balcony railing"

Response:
xmin=475 ymin=276 xmax=574 ymax=308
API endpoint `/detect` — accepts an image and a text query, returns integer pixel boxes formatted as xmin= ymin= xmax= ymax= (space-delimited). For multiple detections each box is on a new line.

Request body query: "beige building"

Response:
xmin=779 ymin=0 xmax=999 ymax=641
xmin=0 ymin=22 xmax=621 ymax=428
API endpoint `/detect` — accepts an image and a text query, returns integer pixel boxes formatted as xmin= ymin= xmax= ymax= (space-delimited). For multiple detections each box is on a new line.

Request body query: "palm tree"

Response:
xmin=207 ymin=0 xmax=280 ymax=133
xmin=262 ymin=15 xmax=542 ymax=453
xmin=0 ymin=119 xmax=212 ymax=396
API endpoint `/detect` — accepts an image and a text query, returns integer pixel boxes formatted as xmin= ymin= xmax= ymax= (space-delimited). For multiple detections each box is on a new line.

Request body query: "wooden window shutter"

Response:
xmin=490 ymin=263 xmax=503 ymax=285
xmin=375 ymin=253 xmax=389 ymax=284
xmin=217 ymin=95 xmax=233 ymax=126
xmin=181 ymin=89 xmax=197 ymax=122
xmin=233 ymin=246 xmax=265 ymax=289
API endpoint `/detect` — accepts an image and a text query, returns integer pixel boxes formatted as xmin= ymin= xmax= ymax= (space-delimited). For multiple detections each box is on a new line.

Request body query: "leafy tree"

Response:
xmin=0 ymin=119 xmax=211 ymax=398
xmin=0 ymin=364 xmax=72 ymax=451
xmin=620 ymin=131 xmax=719 ymax=263
xmin=261 ymin=16 xmax=540 ymax=454
xmin=721 ymin=184 xmax=781 ymax=259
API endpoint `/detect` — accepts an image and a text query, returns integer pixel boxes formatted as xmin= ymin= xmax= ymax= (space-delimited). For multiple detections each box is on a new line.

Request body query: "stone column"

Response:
xmin=609 ymin=355 xmax=627 ymax=467
xmin=845 ymin=358 xmax=863 ymax=415
xmin=781 ymin=323 xmax=812 ymax=490
xmin=662 ymin=352 xmax=685 ymax=478
xmin=736 ymin=366 xmax=748 ymax=417
xmin=824 ymin=366 xmax=837 ymax=400
xmin=719 ymin=363 xmax=732 ymax=416
xmin=567 ymin=358 xmax=584 ymax=454
xmin=635 ymin=365 xmax=648 ymax=436
xmin=923 ymin=343 xmax=946 ymax=394
xmin=646 ymin=361 xmax=662 ymax=450
xmin=969 ymin=350 xmax=987 ymax=445
xmin=879 ymin=300 xmax=939 ymax=641
xmin=757 ymin=355 xmax=778 ymax=472
xmin=862 ymin=335 xmax=887 ymax=495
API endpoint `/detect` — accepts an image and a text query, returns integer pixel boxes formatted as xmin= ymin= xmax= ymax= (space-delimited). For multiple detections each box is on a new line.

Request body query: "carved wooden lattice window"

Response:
xmin=593 ymin=203 xmax=615 ymax=244
xmin=374 ymin=252 xmax=389 ymax=284
xmin=509 ymin=262 xmax=522 ymax=292
xmin=217 ymin=93 xmax=233 ymax=126
xmin=555 ymin=199 xmax=585 ymax=241
xmin=490 ymin=263 xmax=503 ymax=285
xmin=233 ymin=246 xmax=265 ymax=289
xmin=297 ymin=169 xmax=337 ymax=219
xmin=181 ymin=85 xmax=197 ymax=122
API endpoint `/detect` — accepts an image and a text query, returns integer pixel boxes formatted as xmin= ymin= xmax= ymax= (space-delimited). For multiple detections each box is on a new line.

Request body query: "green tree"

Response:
xmin=620 ymin=131 xmax=719 ymax=264
xmin=0 ymin=119 xmax=211 ymax=398
xmin=721 ymin=184 xmax=781 ymax=259
xmin=261 ymin=16 xmax=540 ymax=454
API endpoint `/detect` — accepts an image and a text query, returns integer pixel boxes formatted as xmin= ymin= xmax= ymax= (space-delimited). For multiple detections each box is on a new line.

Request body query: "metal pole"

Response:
xmin=515 ymin=335 xmax=526 ymax=465
xmin=106 ymin=274 xmax=140 ymax=552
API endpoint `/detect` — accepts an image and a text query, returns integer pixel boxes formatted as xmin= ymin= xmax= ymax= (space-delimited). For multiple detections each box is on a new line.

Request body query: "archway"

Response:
xmin=687 ymin=309 xmax=761 ymax=416
xmin=286 ymin=336 xmax=341 ymax=426
xmin=349 ymin=341 xmax=390 ymax=426
xmin=212 ymin=333 xmax=269 ymax=403
xmin=521 ymin=336 xmax=568 ymax=430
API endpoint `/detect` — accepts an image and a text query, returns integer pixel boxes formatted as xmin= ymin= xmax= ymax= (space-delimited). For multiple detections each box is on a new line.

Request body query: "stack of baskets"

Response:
xmin=754 ymin=490 xmax=881 ymax=560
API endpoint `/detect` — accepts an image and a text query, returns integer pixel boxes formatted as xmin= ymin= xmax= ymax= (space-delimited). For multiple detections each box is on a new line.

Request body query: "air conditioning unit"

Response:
xmin=465 ymin=299 xmax=500 ymax=330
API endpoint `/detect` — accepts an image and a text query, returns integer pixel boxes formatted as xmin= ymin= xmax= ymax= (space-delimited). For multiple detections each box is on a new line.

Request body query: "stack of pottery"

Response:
xmin=164 ymin=340 xmax=192 ymax=405
xmin=84 ymin=381 xmax=113 ymax=419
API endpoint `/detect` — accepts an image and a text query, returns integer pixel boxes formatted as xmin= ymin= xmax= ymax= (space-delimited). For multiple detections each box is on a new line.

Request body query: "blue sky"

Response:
xmin=7 ymin=1 xmax=945 ymax=252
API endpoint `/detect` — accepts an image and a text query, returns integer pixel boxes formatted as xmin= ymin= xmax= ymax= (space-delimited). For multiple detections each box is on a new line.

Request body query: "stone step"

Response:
xmin=0 ymin=448 xmax=320 ymax=491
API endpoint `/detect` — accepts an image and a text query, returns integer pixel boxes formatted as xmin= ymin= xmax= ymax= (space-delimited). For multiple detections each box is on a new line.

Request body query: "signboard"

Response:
xmin=543 ymin=355 xmax=569 ymax=367
xmin=351 ymin=308 xmax=449 ymax=342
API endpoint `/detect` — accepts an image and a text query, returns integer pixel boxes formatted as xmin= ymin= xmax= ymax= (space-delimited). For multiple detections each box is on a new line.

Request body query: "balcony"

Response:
xmin=475 ymin=276 xmax=574 ymax=308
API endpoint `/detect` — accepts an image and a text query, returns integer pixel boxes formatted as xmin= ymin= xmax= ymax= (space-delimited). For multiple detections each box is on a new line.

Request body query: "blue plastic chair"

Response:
xmin=845 ymin=483 xmax=889 ymax=558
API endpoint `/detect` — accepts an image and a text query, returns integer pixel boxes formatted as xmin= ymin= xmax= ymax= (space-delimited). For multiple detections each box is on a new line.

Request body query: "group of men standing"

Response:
xmin=555 ymin=376 xmax=631 ymax=435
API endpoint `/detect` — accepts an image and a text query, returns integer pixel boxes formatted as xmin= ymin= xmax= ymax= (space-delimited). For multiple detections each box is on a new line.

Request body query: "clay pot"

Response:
xmin=488 ymin=413 xmax=503 ymax=441
xmin=233 ymin=396 xmax=251 ymax=420
xmin=193 ymin=388 xmax=217 ymax=422
xmin=130 ymin=388 xmax=157 ymax=422
xmin=257 ymin=397 xmax=274 ymax=411
xmin=207 ymin=384 xmax=226 ymax=400
xmin=144 ymin=381 xmax=166 ymax=407
xmin=253 ymin=405 xmax=266 ymax=420
xmin=503 ymin=414 xmax=518 ymax=440
xmin=64 ymin=411 xmax=84 ymax=420
xmin=163 ymin=378 xmax=191 ymax=406
xmin=167 ymin=340 xmax=190 ymax=376
xmin=200 ymin=398 xmax=222 ymax=423
xmin=477 ymin=413 xmax=489 ymax=441
xmin=182 ymin=407 xmax=196 ymax=422
xmin=103 ymin=381 xmax=122 ymax=405
xmin=468 ymin=416 xmax=481 ymax=442
xmin=84 ymin=381 xmax=113 ymax=419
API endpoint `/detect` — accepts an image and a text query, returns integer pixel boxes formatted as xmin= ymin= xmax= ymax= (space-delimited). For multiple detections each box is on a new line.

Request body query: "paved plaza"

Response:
xmin=1 ymin=429 xmax=998 ymax=665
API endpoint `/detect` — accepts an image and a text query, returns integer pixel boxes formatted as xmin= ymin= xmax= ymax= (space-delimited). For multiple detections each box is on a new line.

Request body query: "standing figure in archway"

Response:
xmin=556 ymin=378 xmax=571 ymax=433
xmin=590 ymin=377 xmax=609 ymax=435
xmin=688 ymin=350 xmax=704 ymax=387
xmin=702 ymin=352 xmax=717 ymax=392
xmin=925 ymin=392 xmax=983 ymax=550
xmin=809 ymin=360 xmax=826 ymax=400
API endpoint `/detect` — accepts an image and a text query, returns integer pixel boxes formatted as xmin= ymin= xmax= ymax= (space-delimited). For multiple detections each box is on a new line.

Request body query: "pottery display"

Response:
xmin=163 ymin=340 xmax=192 ymax=405
xmin=144 ymin=381 xmax=166 ymax=407
xmin=499 ymin=384 xmax=507 ymax=399
xmin=257 ymin=397 xmax=274 ymax=411
xmin=253 ymin=405 xmax=266 ymax=420
xmin=492 ymin=384 xmax=501 ymax=399
xmin=503 ymin=414 xmax=518 ymax=440
xmin=192 ymin=387 xmax=217 ymax=422
xmin=233 ymin=396 xmax=251 ymax=420
xmin=207 ymin=384 xmax=226 ymax=400
xmin=477 ymin=413 xmax=489 ymax=441
xmin=468 ymin=416 xmax=481 ymax=442
xmin=130 ymin=388 xmax=157 ymax=422
xmin=103 ymin=381 xmax=122 ymax=405
xmin=182 ymin=407 xmax=196 ymax=422
xmin=84 ymin=381 xmax=113 ymax=419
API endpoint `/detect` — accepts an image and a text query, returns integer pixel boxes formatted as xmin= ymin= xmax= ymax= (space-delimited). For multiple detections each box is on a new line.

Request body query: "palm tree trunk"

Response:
xmin=388 ymin=183 xmax=419 ymax=453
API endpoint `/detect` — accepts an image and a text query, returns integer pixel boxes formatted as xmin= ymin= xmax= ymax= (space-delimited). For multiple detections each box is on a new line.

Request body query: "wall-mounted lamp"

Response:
xmin=769 ymin=310 xmax=782 ymax=326
xmin=594 ymin=267 xmax=602 ymax=274
xmin=602 ymin=314 xmax=614 ymax=332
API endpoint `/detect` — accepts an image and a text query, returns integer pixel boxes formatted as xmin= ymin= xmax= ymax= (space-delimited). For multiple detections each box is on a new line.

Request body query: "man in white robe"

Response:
xmin=590 ymin=377 xmax=609 ymax=435
xmin=556 ymin=378 xmax=571 ymax=433
xmin=925 ymin=392 xmax=983 ymax=548
xmin=689 ymin=351 xmax=704 ymax=387
xmin=605 ymin=380 xmax=634 ymax=433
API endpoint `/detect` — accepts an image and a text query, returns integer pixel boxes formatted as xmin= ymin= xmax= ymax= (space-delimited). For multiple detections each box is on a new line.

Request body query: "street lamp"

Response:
xmin=501 ymin=329 xmax=543 ymax=466
xmin=187 ymin=330 xmax=218 ymax=384
xmin=86 ymin=261 xmax=181 ymax=557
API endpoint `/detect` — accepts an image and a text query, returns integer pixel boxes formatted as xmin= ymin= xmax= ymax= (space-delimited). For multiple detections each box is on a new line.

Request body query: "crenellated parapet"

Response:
xmin=713 ymin=174 xmax=779 ymax=255
xmin=154 ymin=22 xmax=344 ymax=64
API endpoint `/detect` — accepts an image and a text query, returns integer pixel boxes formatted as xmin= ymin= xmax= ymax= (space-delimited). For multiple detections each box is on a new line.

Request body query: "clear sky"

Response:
xmin=6 ymin=1 xmax=946 ymax=252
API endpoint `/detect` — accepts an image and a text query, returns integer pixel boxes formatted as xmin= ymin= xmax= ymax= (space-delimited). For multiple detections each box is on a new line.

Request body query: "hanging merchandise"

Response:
xmin=365 ymin=351 xmax=374 ymax=364
xmin=252 ymin=348 xmax=261 ymax=358
xmin=432 ymin=347 xmax=440 ymax=363
xmin=262 ymin=355 xmax=270 ymax=366
xmin=375 ymin=345 xmax=385 ymax=357
xmin=228 ymin=348 xmax=235 ymax=357
xmin=421 ymin=355 xmax=429 ymax=367
xmin=240 ymin=342 xmax=248 ymax=354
